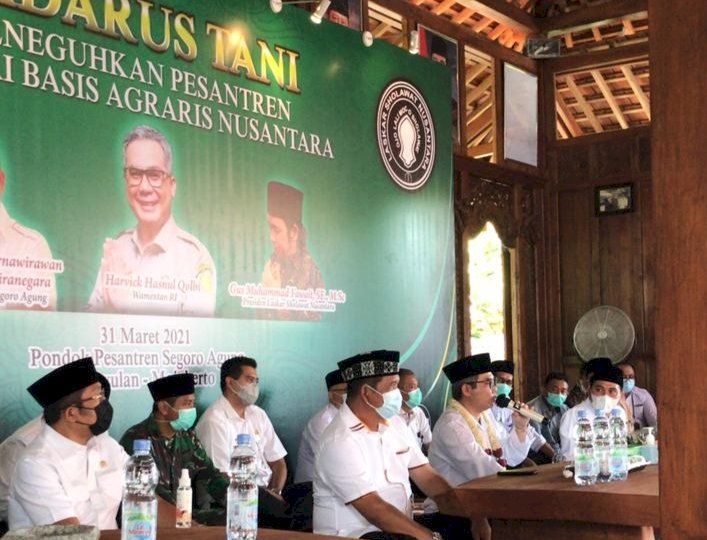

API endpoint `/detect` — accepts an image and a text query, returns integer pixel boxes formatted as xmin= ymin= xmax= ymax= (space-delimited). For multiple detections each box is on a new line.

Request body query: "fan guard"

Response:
xmin=573 ymin=305 xmax=635 ymax=363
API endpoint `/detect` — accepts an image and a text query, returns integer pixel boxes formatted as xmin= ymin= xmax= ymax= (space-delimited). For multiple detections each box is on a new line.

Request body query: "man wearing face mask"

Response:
xmin=195 ymin=357 xmax=291 ymax=529
xmin=398 ymin=368 xmax=432 ymax=454
xmin=8 ymin=357 xmax=127 ymax=530
xmin=565 ymin=357 xmax=613 ymax=408
xmin=120 ymin=373 xmax=229 ymax=525
xmin=313 ymin=350 xmax=452 ymax=540
xmin=295 ymin=369 xmax=347 ymax=483
xmin=527 ymin=372 xmax=570 ymax=459
xmin=559 ymin=364 xmax=628 ymax=461
xmin=488 ymin=361 xmax=555 ymax=465
xmin=618 ymin=362 xmax=657 ymax=430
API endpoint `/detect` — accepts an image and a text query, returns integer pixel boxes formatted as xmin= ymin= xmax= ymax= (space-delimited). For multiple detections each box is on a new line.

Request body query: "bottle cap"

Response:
xmin=236 ymin=433 xmax=252 ymax=446
xmin=610 ymin=408 xmax=622 ymax=417
xmin=179 ymin=468 xmax=191 ymax=487
xmin=577 ymin=410 xmax=587 ymax=419
xmin=594 ymin=409 xmax=604 ymax=416
xmin=133 ymin=439 xmax=151 ymax=453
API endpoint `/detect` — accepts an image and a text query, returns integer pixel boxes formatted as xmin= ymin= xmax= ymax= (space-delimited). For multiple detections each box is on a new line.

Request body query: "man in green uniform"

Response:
xmin=119 ymin=373 xmax=228 ymax=525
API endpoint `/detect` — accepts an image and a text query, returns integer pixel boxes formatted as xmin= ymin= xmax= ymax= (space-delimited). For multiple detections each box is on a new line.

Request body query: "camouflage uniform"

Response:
xmin=119 ymin=415 xmax=228 ymax=525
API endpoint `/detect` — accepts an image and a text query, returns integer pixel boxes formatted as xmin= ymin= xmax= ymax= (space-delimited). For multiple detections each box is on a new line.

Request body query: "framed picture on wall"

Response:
xmin=595 ymin=183 xmax=634 ymax=216
xmin=327 ymin=0 xmax=362 ymax=30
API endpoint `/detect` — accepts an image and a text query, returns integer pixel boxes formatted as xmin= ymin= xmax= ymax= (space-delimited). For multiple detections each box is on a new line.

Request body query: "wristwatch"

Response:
xmin=431 ymin=532 xmax=444 ymax=540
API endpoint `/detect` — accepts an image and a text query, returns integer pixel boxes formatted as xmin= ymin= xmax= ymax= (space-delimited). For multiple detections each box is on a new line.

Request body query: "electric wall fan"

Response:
xmin=573 ymin=305 xmax=636 ymax=364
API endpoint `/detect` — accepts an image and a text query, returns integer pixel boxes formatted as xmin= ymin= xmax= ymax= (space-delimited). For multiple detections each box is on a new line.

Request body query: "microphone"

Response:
xmin=495 ymin=395 xmax=548 ymax=425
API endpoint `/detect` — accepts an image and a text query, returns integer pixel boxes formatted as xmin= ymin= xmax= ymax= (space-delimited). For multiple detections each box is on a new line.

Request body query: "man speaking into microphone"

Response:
xmin=427 ymin=354 xmax=536 ymax=540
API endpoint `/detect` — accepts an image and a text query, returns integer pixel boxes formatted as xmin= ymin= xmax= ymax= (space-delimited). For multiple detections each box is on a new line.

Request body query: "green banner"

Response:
xmin=0 ymin=0 xmax=455 ymax=457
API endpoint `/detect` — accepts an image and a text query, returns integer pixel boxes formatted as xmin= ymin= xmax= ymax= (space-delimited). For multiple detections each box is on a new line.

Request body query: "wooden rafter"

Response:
xmin=452 ymin=8 xmax=476 ymax=24
xmin=538 ymin=0 xmax=647 ymax=33
xmin=591 ymin=70 xmax=628 ymax=129
xmin=432 ymin=0 xmax=457 ymax=16
xmin=620 ymin=65 xmax=651 ymax=120
xmin=555 ymin=97 xmax=582 ymax=136
xmin=455 ymin=0 xmax=538 ymax=34
xmin=565 ymin=75 xmax=603 ymax=132
xmin=466 ymin=74 xmax=494 ymax=106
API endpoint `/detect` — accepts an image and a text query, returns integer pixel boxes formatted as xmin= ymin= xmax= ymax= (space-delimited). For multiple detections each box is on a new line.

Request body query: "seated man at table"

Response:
xmin=313 ymin=350 xmax=453 ymax=540
xmin=8 ymin=358 xmax=127 ymax=530
xmin=398 ymin=368 xmax=432 ymax=454
xmin=618 ymin=362 xmax=658 ymax=430
xmin=427 ymin=353 xmax=538 ymax=539
xmin=120 ymin=373 xmax=228 ymax=526
xmin=488 ymin=360 xmax=555 ymax=464
xmin=526 ymin=371 xmax=569 ymax=461
xmin=565 ymin=357 xmax=613 ymax=408
xmin=559 ymin=365 xmax=628 ymax=460
xmin=195 ymin=356 xmax=291 ymax=528
xmin=295 ymin=368 xmax=347 ymax=483
xmin=0 ymin=374 xmax=112 ymax=531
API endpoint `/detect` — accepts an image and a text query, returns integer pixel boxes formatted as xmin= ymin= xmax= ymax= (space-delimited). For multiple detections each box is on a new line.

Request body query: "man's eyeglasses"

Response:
xmin=470 ymin=378 xmax=496 ymax=388
xmin=73 ymin=390 xmax=106 ymax=409
xmin=124 ymin=167 xmax=170 ymax=188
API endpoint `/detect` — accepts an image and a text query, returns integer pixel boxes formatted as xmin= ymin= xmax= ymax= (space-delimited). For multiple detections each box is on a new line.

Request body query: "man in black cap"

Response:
xmin=261 ymin=181 xmax=324 ymax=320
xmin=565 ymin=357 xmax=613 ymax=408
xmin=120 ymin=372 xmax=228 ymax=525
xmin=0 ymin=373 xmax=111 ymax=529
xmin=489 ymin=360 xmax=555 ymax=464
xmin=313 ymin=350 xmax=451 ymax=540
xmin=295 ymin=368 xmax=347 ymax=483
xmin=8 ymin=358 xmax=127 ymax=530
xmin=428 ymin=353 xmax=534 ymax=540
xmin=559 ymin=363 xmax=628 ymax=460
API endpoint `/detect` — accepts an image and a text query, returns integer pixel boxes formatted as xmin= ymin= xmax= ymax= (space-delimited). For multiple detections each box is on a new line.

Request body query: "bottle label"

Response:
xmin=228 ymin=485 xmax=258 ymax=532
xmin=176 ymin=490 xmax=192 ymax=528
xmin=575 ymin=454 xmax=595 ymax=476
xmin=123 ymin=500 xmax=157 ymax=540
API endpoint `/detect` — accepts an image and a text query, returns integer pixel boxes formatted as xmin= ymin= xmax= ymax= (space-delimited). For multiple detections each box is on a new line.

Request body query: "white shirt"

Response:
xmin=559 ymin=398 xmax=628 ymax=460
xmin=490 ymin=403 xmax=547 ymax=453
xmin=427 ymin=407 xmax=532 ymax=498
xmin=9 ymin=424 xmax=128 ymax=530
xmin=295 ymin=403 xmax=339 ymax=483
xmin=313 ymin=403 xmax=428 ymax=538
xmin=398 ymin=407 xmax=432 ymax=450
xmin=87 ymin=217 xmax=216 ymax=316
xmin=0 ymin=417 xmax=44 ymax=522
xmin=195 ymin=395 xmax=287 ymax=486
xmin=0 ymin=203 xmax=58 ymax=310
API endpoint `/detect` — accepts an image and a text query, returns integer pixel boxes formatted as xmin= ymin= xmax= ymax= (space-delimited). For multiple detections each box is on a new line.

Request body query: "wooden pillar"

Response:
xmin=649 ymin=1 xmax=707 ymax=538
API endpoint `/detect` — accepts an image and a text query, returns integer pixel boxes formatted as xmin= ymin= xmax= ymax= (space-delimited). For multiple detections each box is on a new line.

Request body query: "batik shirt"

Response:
xmin=120 ymin=415 xmax=228 ymax=525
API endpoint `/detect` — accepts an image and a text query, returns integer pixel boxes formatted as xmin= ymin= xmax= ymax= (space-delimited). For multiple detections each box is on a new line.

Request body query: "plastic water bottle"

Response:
xmin=175 ymin=468 xmax=192 ymax=528
xmin=573 ymin=410 xmax=597 ymax=486
xmin=609 ymin=409 xmax=629 ymax=481
xmin=592 ymin=410 xmax=611 ymax=483
xmin=122 ymin=439 xmax=158 ymax=540
xmin=227 ymin=434 xmax=259 ymax=540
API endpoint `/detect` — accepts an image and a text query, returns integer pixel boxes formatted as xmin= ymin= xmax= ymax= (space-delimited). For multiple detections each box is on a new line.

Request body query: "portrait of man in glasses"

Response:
xmin=87 ymin=125 xmax=216 ymax=317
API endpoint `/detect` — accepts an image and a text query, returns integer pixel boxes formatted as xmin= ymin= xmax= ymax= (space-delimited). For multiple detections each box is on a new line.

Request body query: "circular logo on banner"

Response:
xmin=376 ymin=80 xmax=436 ymax=191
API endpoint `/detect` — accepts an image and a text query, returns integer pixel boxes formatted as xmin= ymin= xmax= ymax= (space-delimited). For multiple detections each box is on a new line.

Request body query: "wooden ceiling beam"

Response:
xmin=591 ymin=70 xmax=629 ymax=129
xmin=466 ymin=105 xmax=494 ymax=135
xmin=456 ymin=0 xmax=539 ymax=34
xmin=620 ymin=65 xmax=651 ymax=120
xmin=432 ymin=0 xmax=457 ymax=16
xmin=452 ymin=7 xmax=476 ymax=24
xmin=465 ymin=62 xmax=490 ymax=84
xmin=555 ymin=97 xmax=582 ymax=137
xmin=537 ymin=0 xmax=647 ymax=34
xmin=374 ymin=0 xmax=537 ymax=72
xmin=544 ymin=41 xmax=648 ymax=74
xmin=454 ymin=154 xmax=545 ymax=186
xmin=565 ymin=75 xmax=603 ymax=132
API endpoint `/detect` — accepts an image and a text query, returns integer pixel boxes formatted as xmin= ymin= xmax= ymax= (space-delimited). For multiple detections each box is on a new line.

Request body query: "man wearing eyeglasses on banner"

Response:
xmin=87 ymin=125 xmax=216 ymax=316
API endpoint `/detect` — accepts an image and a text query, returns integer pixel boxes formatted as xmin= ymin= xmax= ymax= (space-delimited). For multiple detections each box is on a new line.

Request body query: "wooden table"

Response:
xmin=101 ymin=528 xmax=347 ymax=540
xmin=435 ymin=463 xmax=659 ymax=540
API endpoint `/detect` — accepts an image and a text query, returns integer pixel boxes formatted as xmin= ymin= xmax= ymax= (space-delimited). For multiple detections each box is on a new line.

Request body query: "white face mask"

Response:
xmin=592 ymin=394 xmax=619 ymax=412
xmin=232 ymin=381 xmax=259 ymax=406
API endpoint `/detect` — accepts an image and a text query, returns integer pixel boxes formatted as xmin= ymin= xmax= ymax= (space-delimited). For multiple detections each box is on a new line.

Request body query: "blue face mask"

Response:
xmin=366 ymin=386 xmax=403 ymax=420
xmin=546 ymin=393 xmax=567 ymax=408
xmin=404 ymin=388 xmax=423 ymax=409
xmin=623 ymin=379 xmax=635 ymax=394
xmin=496 ymin=383 xmax=512 ymax=398
xmin=169 ymin=407 xmax=196 ymax=431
